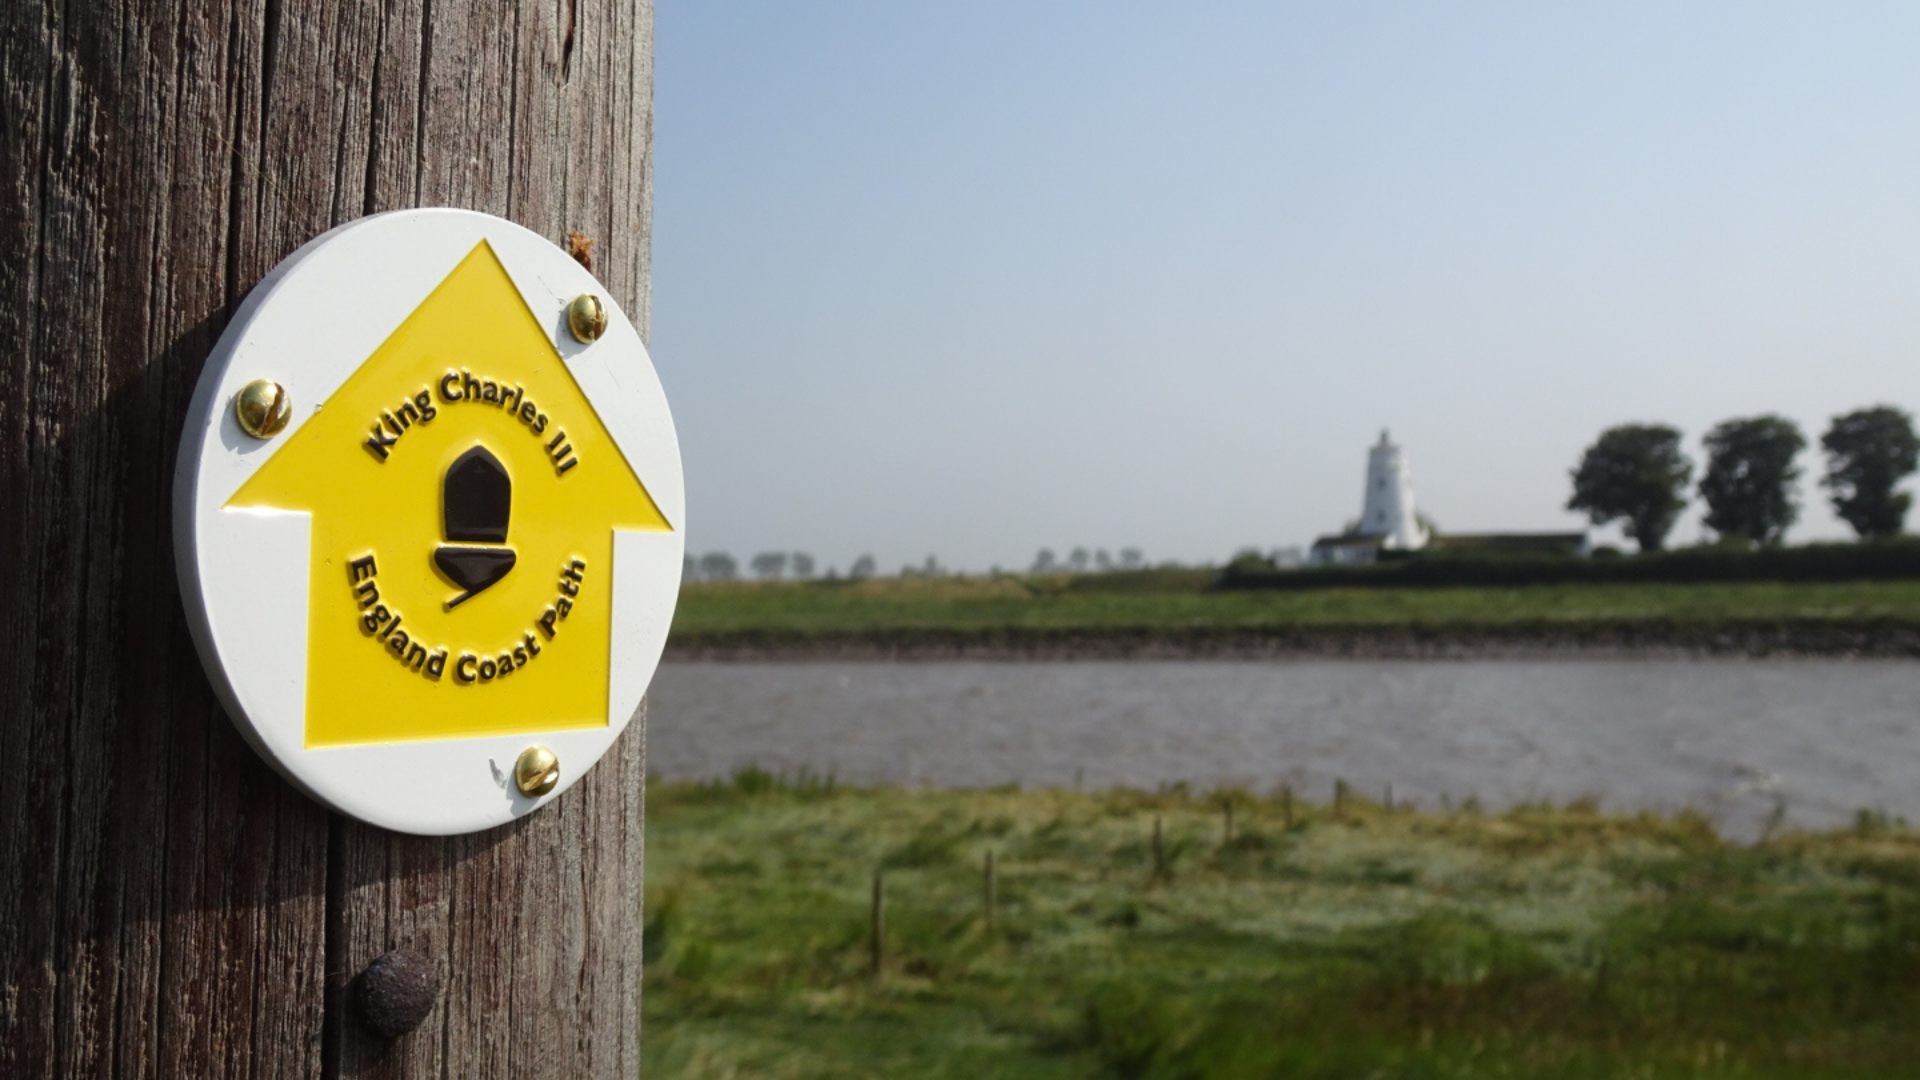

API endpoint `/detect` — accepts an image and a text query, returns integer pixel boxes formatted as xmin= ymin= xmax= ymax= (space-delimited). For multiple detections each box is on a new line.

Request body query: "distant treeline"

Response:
xmin=1217 ymin=539 xmax=1920 ymax=591
xmin=683 ymin=552 xmax=960 ymax=582
xmin=685 ymin=546 xmax=1159 ymax=583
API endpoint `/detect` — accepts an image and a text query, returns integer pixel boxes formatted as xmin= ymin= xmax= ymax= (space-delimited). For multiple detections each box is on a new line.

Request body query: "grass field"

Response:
xmin=668 ymin=573 xmax=1920 ymax=641
xmin=643 ymin=777 xmax=1920 ymax=1079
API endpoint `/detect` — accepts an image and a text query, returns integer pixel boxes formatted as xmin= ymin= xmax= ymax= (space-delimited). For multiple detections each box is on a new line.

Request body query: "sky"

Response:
xmin=648 ymin=2 xmax=1920 ymax=574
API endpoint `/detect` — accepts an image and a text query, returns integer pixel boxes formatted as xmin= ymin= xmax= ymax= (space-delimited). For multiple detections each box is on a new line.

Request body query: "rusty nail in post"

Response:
xmin=355 ymin=950 xmax=439 ymax=1039
xmin=515 ymin=745 xmax=560 ymax=797
xmin=566 ymin=294 xmax=607 ymax=343
xmin=233 ymin=378 xmax=292 ymax=438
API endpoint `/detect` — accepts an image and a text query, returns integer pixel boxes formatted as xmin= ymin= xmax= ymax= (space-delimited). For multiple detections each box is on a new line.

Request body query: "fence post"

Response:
xmin=1152 ymin=815 xmax=1167 ymax=879
xmin=871 ymin=867 xmax=887 ymax=976
xmin=984 ymin=850 xmax=998 ymax=931
xmin=0 ymin=4 xmax=655 ymax=1076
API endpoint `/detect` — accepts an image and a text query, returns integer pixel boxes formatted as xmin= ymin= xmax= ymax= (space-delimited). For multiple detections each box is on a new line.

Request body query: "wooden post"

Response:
xmin=0 ymin=3 xmax=654 ymax=1078
xmin=983 ymin=850 xmax=997 ymax=931
xmin=870 ymin=868 xmax=886 ymax=976
xmin=1151 ymin=815 xmax=1166 ymax=880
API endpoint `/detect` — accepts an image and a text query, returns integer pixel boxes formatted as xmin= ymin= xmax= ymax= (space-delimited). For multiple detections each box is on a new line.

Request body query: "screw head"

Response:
xmin=566 ymin=294 xmax=607 ymax=343
xmin=233 ymin=379 xmax=292 ymax=439
xmin=515 ymin=745 xmax=560 ymax=797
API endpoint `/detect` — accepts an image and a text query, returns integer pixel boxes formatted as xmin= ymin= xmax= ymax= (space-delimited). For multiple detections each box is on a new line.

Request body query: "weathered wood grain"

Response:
xmin=1 ymin=3 xmax=654 ymax=1077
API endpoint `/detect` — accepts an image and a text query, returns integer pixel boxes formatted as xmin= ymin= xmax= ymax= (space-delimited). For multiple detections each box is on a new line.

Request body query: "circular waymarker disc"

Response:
xmin=174 ymin=209 xmax=684 ymax=835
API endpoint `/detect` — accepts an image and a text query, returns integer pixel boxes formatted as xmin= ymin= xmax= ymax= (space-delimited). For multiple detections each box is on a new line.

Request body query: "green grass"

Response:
xmin=669 ymin=574 xmax=1920 ymax=640
xmin=643 ymin=776 xmax=1920 ymax=1079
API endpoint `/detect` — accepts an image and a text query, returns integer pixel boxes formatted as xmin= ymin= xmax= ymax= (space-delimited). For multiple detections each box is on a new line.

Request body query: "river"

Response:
xmin=646 ymin=659 xmax=1920 ymax=838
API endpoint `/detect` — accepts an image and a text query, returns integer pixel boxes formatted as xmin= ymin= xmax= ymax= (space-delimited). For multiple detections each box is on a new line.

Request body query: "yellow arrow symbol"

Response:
xmin=228 ymin=241 xmax=672 ymax=748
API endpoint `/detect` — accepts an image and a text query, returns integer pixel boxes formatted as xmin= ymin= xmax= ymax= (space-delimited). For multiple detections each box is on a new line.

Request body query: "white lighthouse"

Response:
xmin=1358 ymin=429 xmax=1427 ymax=550
xmin=1310 ymin=430 xmax=1588 ymax=566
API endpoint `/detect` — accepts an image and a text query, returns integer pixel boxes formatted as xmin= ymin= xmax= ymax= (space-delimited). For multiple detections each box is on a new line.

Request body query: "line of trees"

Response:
xmin=1030 ymin=547 xmax=1145 ymax=574
xmin=1568 ymin=406 xmax=1920 ymax=552
xmin=683 ymin=547 xmax=1159 ymax=582
xmin=684 ymin=551 xmax=879 ymax=582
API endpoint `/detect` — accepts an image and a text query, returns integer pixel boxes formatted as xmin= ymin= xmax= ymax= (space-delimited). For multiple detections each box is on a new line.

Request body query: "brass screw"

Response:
xmin=566 ymin=294 xmax=607 ymax=344
xmin=514 ymin=745 xmax=560 ymax=797
xmin=233 ymin=379 xmax=292 ymax=439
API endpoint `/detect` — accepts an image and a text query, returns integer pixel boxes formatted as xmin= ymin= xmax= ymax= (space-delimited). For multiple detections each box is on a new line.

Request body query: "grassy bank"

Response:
xmin=644 ymin=777 xmax=1920 ymax=1079
xmin=667 ymin=575 xmax=1920 ymax=655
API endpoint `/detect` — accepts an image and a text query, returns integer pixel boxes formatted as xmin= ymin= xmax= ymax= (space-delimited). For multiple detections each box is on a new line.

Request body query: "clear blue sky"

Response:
xmin=649 ymin=2 xmax=1920 ymax=572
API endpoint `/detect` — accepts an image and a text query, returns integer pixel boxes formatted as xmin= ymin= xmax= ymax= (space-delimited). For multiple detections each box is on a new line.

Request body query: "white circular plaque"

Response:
xmin=174 ymin=209 xmax=684 ymax=835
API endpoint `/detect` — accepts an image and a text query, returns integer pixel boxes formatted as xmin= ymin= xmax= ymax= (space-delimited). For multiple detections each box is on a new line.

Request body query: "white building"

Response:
xmin=1359 ymin=429 xmax=1427 ymax=551
xmin=1303 ymin=431 xmax=1589 ymax=567
xmin=1310 ymin=430 xmax=1429 ymax=565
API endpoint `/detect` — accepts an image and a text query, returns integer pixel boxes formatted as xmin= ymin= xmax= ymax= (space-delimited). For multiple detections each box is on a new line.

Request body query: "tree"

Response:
xmin=1227 ymin=547 xmax=1271 ymax=574
xmin=1119 ymin=547 xmax=1144 ymax=570
xmin=750 ymin=551 xmax=788 ymax=580
xmin=683 ymin=555 xmax=699 ymax=582
xmin=848 ymin=554 xmax=877 ymax=580
xmin=1030 ymin=548 xmax=1057 ymax=573
xmin=1094 ymin=549 xmax=1114 ymax=571
xmin=791 ymin=552 xmax=817 ymax=578
xmin=1066 ymin=547 xmax=1090 ymax=572
xmin=1821 ymin=406 xmax=1920 ymax=539
xmin=1699 ymin=415 xmax=1806 ymax=545
xmin=699 ymin=551 xmax=739 ymax=581
xmin=1567 ymin=424 xmax=1692 ymax=552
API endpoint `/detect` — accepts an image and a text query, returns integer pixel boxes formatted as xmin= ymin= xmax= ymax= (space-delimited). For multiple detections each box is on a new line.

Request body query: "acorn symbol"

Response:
xmin=435 ymin=445 xmax=518 ymax=609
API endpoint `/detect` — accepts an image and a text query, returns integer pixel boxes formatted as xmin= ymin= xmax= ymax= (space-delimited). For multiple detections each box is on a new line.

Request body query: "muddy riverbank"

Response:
xmin=665 ymin=618 xmax=1920 ymax=661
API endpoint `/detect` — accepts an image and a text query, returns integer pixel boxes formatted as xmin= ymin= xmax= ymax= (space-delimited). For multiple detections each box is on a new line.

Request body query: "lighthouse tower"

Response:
xmin=1358 ymin=430 xmax=1427 ymax=550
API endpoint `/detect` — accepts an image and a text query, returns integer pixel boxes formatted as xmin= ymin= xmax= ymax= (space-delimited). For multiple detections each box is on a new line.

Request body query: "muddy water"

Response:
xmin=647 ymin=659 xmax=1920 ymax=838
